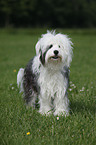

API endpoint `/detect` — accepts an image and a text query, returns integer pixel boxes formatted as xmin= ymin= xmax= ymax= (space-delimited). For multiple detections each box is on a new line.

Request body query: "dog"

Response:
xmin=17 ymin=31 xmax=73 ymax=116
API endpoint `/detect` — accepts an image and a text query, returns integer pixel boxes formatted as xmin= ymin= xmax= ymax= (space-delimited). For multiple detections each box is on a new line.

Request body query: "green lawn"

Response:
xmin=0 ymin=29 xmax=96 ymax=145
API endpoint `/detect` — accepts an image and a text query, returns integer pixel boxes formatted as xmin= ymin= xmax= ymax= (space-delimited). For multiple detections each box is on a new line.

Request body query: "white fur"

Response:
xmin=17 ymin=68 xmax=24 ymax=93
xmin=17 ymin=31 xmax=73 ymax=116
xmin=38 ymin=67 xmax=69 ymax=116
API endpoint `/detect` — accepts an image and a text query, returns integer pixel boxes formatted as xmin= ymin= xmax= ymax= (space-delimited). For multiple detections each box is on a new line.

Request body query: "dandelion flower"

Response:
xmin=13 ymin=69 xmax=16 ymax=72
xmin=27 ymin=132 xmax=30 ymax=135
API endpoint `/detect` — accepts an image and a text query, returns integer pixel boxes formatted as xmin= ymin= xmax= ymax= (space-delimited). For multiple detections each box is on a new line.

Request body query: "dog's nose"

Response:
xmin=54 ymin=50 xmax=59 ymax=55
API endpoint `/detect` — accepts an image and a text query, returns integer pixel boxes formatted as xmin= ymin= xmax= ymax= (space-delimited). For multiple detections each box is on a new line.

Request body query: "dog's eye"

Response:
xmin=49 ymin=44 xmax=53 ymax=49
xmin=58 ymin=45 xmax=60 ymax=48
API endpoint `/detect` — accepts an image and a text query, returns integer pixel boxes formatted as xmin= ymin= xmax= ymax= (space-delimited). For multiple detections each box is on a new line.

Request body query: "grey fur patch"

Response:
xmin=61 ymin=66 xmax=69 ymax=90
xmin=39 ymin=45 xmax=53 ymax=65
xmin=23 ymin=57 xmax=40 ymax=104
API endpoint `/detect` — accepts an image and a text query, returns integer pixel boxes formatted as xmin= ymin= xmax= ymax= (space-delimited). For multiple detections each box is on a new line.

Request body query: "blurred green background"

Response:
xmin=0 ymin=0 xmax=96 ymax=28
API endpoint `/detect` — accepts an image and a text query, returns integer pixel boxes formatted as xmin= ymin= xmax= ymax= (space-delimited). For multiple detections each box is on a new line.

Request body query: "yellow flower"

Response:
xmin=13 ymin=69 xmax=16 ymax=72
xmin=27 ymin=132 xmax=30 ymax=135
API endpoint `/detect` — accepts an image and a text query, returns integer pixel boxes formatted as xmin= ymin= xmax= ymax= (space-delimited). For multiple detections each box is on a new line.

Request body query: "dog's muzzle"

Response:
xmin=49 ymin=50 xmax=62 ymax=62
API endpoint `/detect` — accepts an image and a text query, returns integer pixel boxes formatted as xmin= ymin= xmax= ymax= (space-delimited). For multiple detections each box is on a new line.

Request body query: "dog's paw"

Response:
xmin=54 ymin=110 xmax=69 ymax=117
xmin=39 ymin=108 xmax=52 ymax=116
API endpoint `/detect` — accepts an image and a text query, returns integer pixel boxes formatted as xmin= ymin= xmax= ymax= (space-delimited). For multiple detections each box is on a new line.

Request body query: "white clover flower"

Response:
xmin=82 ymin=87 xmax=85 ymax=90
xmin=71 ymin=84 xmax=75 ymax=87
xmin=57 ymin=117 xmax=59 ymax=120
xmin=80 ymin=87 xmax=85 ymax=92
xmin=80 ymin=89 xmax=83 ymax=92
xmin=12 ymin=87 xmax=14 ymax=90
xmin=69 ymin=88 xmax=72 ymax=91
xmin=70 ymin=81 xmax=72 ymax=84
xmin=72 ymin=135 xmax=74 ymax=137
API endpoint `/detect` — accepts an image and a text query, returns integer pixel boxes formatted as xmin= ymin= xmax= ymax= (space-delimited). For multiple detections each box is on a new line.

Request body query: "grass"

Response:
xmin=0 ymin=28 xmax=96 ymax=145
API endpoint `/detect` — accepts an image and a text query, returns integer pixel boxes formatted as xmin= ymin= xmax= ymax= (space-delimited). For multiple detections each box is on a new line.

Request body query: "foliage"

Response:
xmin=0 ymin=29 xmax=96 ymax=145
xmin=0 ymin=0 xmax=96 ymax=27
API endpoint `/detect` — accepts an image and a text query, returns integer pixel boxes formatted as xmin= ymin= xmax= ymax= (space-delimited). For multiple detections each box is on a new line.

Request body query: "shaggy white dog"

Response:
xmin=17 ymin=31 xmax=73 ymax=116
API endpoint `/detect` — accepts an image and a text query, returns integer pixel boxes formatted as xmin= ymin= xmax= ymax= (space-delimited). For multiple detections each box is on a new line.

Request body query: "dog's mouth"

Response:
xmin=49 ymin=55 xmax=62 ymax=61
xmin=51 ymin=56 xmax=59 ymax=59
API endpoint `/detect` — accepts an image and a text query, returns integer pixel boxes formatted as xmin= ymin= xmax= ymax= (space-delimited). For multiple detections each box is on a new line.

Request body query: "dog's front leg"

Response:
xmin=39 ymin=96 xmax=52 ymax=115
xmin=53 ymin=95 xmax=69 ymax=116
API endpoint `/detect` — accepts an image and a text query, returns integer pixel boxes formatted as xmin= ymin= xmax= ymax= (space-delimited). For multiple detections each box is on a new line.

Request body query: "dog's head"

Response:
xmin=35 ymin=31 xmax=73 ymax=68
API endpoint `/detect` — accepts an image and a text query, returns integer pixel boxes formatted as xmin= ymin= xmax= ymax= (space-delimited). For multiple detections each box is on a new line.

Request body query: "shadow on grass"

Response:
xmin=70 ymin=100 xmax=95 ymax=115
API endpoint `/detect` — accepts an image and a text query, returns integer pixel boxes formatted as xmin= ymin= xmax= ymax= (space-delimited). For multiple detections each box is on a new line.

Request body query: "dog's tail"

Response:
xmin=17 ymin=68 xmax=24 ymax=93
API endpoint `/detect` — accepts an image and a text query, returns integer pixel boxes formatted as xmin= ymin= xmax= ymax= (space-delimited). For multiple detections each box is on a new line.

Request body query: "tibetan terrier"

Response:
xmin=17 ymin=31 xmax=73 ymax=116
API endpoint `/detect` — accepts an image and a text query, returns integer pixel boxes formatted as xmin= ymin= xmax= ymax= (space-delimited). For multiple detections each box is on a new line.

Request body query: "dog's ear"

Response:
xmin=35 ymin=41 xmax=41 ymax=55
xmin=36 ymin=40 xmax=45 ymax=65
xmin=56 ymin=34 xmax=73 ymax=67
xmin=66 ymin=52 xmax=72 ymax=67
xmin=66 ymin=39 xmax=73 ymax=67
xmin=39 ymin=50 xmax=45 ymax=65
